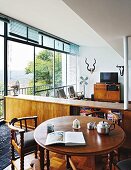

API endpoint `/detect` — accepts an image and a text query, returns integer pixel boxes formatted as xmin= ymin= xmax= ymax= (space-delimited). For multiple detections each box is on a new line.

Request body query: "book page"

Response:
xmin=45 ymin=131 xmax=65 ymax=145
xmin=65 ymin=132 xmax=86 ymax=145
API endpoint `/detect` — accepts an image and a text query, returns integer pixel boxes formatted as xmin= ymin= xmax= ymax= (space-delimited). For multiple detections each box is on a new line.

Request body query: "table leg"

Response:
xmin=39 ymin=146 xmax=44 ymax=170
xmin=66 ymin=155 xmax=71 ymax=170
xmin=107 ymin=152 xmax=114 ymax=170
xmin=46 ymin=149 xmax=50 ymax=170
xmin=86 ymin=155 xmax=96 ymax=170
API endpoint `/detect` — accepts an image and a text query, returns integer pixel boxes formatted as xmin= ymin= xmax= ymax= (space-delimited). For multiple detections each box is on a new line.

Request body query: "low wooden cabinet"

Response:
xmin=94 ymin=83 xmax=121 ymax=102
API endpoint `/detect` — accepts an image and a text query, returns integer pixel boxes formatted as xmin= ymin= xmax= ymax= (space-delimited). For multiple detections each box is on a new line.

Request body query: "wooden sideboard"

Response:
xmin=94 ymin=83 xmax=121 ymax=102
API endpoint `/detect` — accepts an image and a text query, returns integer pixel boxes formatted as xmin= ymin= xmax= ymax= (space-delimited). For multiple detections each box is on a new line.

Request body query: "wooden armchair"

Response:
xmin=8 ymin=116 xmax=38 ymax=170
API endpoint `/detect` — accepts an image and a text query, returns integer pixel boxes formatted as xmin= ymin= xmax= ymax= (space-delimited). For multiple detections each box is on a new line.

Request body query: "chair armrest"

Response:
xmin=8 ymin=123 xmax=25 ymax=147
xmin=8 ymin=123 xmax=25 ymax=133
xmin=17 ymin=116 xmax=37 ymax=121
xmin=11 ymin=116 xmax=38 ymax=129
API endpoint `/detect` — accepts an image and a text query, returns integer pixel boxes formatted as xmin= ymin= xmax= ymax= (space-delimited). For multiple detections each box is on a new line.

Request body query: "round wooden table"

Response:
xmin=34 ymin=116 xmax=125 ymax=170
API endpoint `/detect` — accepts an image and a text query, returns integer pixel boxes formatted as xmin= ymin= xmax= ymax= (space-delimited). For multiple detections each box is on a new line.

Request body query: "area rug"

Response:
xmin=0 ymin=123 xmax=11 ymax=170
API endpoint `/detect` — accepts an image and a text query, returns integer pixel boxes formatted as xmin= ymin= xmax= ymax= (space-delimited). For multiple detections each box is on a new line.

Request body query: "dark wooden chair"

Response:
xmin=116 ymin=158 xmax=131 ymax=170
xmin=68 ymin=85 xmax=84 ymax=99
xmin=57 ymin=88 xmax=67 ymax=98
xmin=105 ymin=111 xmax=124 ymax=169
xmin=8 ymin=116 xmax=38 ymax=170
xmin=86 ymin=109 xmax=120 ymax=169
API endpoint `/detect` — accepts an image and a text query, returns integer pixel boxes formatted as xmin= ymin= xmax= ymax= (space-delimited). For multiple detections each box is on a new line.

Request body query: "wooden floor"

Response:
xmin=4 ymin=152 xmax=119 ymax=170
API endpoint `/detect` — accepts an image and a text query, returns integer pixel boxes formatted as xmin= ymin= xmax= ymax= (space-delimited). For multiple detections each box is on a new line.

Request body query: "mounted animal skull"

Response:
xmin=116 ymin=65 xmax=124 ymax=76
xmin=85 ymin=58 xmax=96 ymax=73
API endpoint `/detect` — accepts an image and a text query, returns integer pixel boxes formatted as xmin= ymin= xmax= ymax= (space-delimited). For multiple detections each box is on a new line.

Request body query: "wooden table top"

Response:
xmin=5 ymin=95 xmax=131 ymax=111
xmin=34 ymin=116 xmax=125 ymax=156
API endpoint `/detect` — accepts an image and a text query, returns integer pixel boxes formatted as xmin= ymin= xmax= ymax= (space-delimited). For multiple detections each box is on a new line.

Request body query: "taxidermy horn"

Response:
xmin=85 ymin=58 xmax=96 ymax=73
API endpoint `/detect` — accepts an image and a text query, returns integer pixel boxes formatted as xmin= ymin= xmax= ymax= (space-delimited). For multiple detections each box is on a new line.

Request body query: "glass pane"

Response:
xmin=70 ymin=44 xmax=79 ymax=55
xmin=9 ymin=20 xmax=27 ymax=40
xmin=43 ymin=35 xmax=54 ymax=48
xmin=39 ymin=34 xmax=42 ymax=45
xmin=67 ymin=54 xmax=77 ymax=88
xmin=55 ymin=40 xmax=63 ymax=51
xmin=0 ymin=37 xmax=4 ymax=118
xmin=0 ymin=21 xmax=4 ymax=35
xmin=8 ymin=41 xmax=34 ymax=95
xmin=55 ymin=52 xmax=66 ymax=96
xmin=28 ymin=28 xmax=39 ymax=43
xmin=64 ymin=43 xmax=70 ymax=52
xmin=35 ymin=48 xmax=53 ymax=97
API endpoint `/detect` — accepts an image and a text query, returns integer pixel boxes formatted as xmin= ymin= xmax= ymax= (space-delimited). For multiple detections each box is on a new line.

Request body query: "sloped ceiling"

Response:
xmin=63 ymin=0 xmax=131 ymax=58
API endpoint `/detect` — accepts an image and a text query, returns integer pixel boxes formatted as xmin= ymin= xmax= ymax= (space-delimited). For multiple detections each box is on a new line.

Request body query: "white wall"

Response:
xmin=77 ymin=45 xmax=126 ymax=100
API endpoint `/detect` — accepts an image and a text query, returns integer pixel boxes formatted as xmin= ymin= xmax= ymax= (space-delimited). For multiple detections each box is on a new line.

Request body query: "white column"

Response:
xmin=123 ymin=36 xmax=128 ymax=110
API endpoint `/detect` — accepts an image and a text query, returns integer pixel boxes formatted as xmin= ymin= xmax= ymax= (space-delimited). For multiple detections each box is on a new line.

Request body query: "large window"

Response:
xmin=7 ymin=41 xmax=34 ymax=95
xmin=0 ymin=14 xmax=79 ymax=119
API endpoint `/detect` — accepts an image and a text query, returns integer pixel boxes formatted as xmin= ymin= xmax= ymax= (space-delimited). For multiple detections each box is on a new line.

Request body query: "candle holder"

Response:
xmin=72 ymin=119 xmax=81 ymax=129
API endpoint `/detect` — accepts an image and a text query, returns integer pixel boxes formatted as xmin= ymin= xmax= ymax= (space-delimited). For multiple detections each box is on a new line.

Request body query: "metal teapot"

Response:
xmin=96 ymin=121 xmax=115 ymax=135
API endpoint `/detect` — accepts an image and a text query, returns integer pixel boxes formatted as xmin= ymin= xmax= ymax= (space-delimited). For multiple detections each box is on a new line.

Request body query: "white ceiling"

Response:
xmin=0 ymin=0 xmax=131 ymax=58
xmin=0 ymin=0 xmax=109 ymax=47
xmin=63 ymin=0 xmax=131 ymax=58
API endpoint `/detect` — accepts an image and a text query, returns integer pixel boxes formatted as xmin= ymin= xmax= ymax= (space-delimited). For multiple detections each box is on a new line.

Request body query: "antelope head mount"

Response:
xmin=85 ymin=58 xmax=96 ymax=73
xmin=116 ymin=65 xmax=124 ymax=76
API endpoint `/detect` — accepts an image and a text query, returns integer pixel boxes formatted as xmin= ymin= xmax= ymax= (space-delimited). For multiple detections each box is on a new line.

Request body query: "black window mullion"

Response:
xmin=34 ymin=46 xmax=35 ymax=95
xmin=66 ymin=53 xmax=67 ymax=96
xmin=41 ymin=35 xmax=43 ymax=46
xmin=53 ymin=40 xmax=55 ymax=96
xmin=27 ymin=27 xmax=28 ymax=42
xmin=4 ymin=22 xmax=8 ymax=119
xmin=4 ymin=22 xmax=8 ymax=96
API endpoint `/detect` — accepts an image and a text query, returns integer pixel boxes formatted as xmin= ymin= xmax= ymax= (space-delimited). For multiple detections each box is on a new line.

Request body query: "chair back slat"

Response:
xmin=34 ymin=117 xmax=37 ymax=129
xmin=24 ymin=119 xmax=27 ymax=131
xmin=20 ymin=120 xmax=23 ymax=129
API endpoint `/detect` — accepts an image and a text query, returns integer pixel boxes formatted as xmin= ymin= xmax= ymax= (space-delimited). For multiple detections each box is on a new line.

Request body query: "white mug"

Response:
xmin=87 ymin=122 xmax=95 ymax=130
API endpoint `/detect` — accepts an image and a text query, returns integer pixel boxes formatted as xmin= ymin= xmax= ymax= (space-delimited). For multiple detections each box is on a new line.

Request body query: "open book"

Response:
xmin=45 ymin=131 xmax=86 ymax=146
